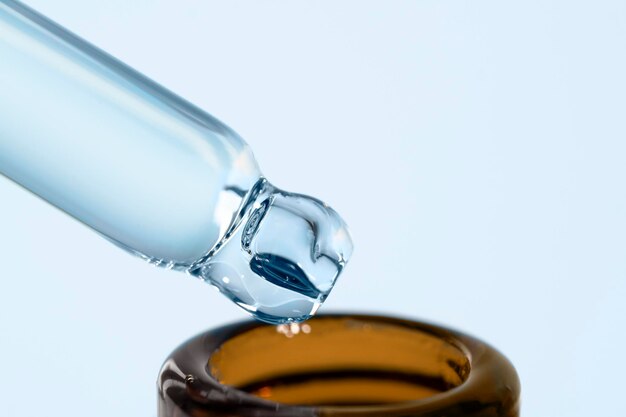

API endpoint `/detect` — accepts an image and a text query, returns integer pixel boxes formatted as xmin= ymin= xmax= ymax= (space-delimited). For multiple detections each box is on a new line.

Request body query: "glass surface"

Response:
xmin=158 ymin=314 xmax=521 ymax=417
xmin=0 ymin=0 xmax=352 ymax=323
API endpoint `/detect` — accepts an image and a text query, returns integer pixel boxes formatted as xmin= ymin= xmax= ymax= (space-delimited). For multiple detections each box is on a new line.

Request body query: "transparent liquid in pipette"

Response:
xmin=0 ymin=1 xmax=353 ymax=325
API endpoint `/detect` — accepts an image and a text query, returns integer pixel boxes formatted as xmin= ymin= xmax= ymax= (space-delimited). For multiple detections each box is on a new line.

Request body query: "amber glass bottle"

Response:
xmin=158 ymin=314 xmax=520 ymax=417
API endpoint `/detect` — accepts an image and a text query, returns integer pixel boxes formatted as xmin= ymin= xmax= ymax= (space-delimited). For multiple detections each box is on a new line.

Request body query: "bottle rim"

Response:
xmin=158 ymin=313 xmax=520 ymax=417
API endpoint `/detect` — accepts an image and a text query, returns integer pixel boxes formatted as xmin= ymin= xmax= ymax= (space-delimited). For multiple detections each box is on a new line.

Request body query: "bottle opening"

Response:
xmin=158 ymin=314 xmax=520 ymax=417
xmin=209 ymin=317 xmax=470 ymax=406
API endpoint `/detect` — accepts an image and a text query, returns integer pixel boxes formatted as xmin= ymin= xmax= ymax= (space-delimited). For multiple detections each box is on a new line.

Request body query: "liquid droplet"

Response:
xmin=189 ymin=179 xmax=353 ymax=324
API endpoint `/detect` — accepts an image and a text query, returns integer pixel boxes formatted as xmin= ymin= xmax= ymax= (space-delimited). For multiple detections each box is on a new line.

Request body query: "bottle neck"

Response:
xmin=158 ymin=314 xmax=521 ymax=417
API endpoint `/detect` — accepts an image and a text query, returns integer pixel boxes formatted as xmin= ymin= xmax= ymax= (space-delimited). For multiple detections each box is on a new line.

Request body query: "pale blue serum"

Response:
xmin=0 ymin=0 xmax=353 ymax=324
xmin=190 ymin=178 xmax=353 ymax=324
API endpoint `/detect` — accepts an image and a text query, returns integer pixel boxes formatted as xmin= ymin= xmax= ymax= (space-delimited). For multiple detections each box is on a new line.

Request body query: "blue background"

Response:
xmin=1 ymin=1 xmax=624 ymax=415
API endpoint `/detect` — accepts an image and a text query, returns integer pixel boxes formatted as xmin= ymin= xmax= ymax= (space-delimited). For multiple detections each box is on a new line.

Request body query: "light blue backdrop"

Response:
xmin=1 ymin=1 xmax=624 ymax=416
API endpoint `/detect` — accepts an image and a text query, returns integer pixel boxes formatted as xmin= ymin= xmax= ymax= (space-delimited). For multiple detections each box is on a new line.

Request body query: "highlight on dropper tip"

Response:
xmin=194 ymin=180 xmax=353 ymax=325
